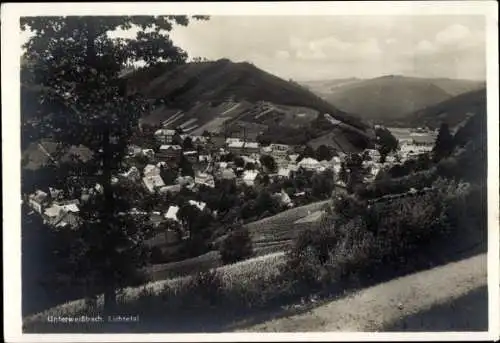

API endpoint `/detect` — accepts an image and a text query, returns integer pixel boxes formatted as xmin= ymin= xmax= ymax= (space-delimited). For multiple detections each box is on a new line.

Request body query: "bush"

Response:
xmin=219 ymin=227 xmax=253 ymax=264
xmin=183 ymin=270 xmax=224 ymax=308
xmin=281 ymin=226 xmax=338 ymax=294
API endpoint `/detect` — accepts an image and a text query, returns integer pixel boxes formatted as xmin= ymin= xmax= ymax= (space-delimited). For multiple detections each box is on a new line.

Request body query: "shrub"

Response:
xmin=182 ymin=270 xmax=224 ymax=308
xmin=282 ymin=226 xmax=338 ymax=294
xmin=219 ymin=227 xmax=253 ymax=264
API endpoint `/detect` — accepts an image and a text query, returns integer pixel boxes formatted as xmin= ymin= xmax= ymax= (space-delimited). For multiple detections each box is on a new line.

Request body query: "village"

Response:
xmin=25 ymin=120 xmax=437 ymax=246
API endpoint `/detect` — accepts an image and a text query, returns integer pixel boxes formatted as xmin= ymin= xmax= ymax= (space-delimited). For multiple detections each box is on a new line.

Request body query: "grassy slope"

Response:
xmin=142 ymin=200 xmax=331 ymax=281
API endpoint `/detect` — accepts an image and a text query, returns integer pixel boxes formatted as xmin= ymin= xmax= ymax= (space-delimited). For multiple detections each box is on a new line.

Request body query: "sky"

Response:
xmin=22 ymin=15 xmax=487 ymax=81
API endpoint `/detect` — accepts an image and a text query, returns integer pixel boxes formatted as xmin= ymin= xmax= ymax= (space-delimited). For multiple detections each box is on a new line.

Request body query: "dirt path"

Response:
xmin=239 ymin=253 xmax=487 ymax=332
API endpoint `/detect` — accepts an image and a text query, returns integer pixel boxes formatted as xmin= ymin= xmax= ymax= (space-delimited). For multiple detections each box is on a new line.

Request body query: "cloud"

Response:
xmin=289 ymin=35 xmax=382 ymax=62
xmin=275 ymin=50 xmax=291 ymax=60
xmin=435 ymin=24 xmax=473 ymax=45
xmin=415 ymin=40 xmax=438 ymax=55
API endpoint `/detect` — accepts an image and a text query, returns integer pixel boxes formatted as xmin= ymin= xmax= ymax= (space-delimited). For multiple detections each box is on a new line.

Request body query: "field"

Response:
xmin=142 ymin=200 xmax=331 ymax=281
xmin=246 ymin=200 xmax=331 ymax=256
xmin=23 ymin=251 xmax=287 ymax=332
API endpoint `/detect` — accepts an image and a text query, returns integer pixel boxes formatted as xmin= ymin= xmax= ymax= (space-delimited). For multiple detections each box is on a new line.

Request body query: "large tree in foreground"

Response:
xmin=21 ymin=15 xmax=208 ymax=315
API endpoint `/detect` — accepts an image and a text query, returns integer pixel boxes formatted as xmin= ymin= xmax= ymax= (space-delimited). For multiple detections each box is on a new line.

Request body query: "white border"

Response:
xmin=2 ymin=2 xmax=499 ymax=342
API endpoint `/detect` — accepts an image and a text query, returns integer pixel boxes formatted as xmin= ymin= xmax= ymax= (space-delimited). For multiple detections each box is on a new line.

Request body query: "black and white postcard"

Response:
xmin=2 ymin=1 xmax=499 ymax=342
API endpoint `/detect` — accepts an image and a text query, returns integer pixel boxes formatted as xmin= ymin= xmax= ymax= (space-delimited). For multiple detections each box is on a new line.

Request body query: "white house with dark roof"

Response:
xmin=143 ymin=175 xmax=165 ymax=193
xmin=143 ymin=164 xmax=161 ymax=178
xmin=242 ymin=170 xmax=259 ymax=186
xmin=298 ymin=157 xmax=322 ymax=171
xmin=165 ymin=205 xmax=180 ymax=222
xmin=28 ymin=190 xmax=49 ymax=214
xmin=154 ymin=129 xmax=176 ymax=144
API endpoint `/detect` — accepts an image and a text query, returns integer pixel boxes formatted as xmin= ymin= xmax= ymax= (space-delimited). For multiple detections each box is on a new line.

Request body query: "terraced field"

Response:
xmin=246 ymin=200 xmax=331 ymax=256
xmin=143 ymin=200 xmax=332 ymax=280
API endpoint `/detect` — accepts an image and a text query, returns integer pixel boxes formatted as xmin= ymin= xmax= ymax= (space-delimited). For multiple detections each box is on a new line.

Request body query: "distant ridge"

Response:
xmin=301 ymin=76 xmax=485 ymax=125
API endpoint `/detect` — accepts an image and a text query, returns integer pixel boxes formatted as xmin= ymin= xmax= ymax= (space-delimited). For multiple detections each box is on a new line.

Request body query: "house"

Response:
xmin=53 ymin=211 xmax=80 ymax=229
xmin=227 ymin=141 xmax=260 ymax=155
xmin=190 ymin=135 xmax=208 ymax=147
xmin=142 ymin=149 xmax=155 ymax=160
xmin=143 ymin=164 xmax=161 ymax=178
xmin=157 ymin=145 xmax=182 ymax=163
xmin=49 ymin=187 xmax=64 ymax=201
xmin=28 ymin=190 xmax=49 ymax=214
xmin=276 ymin=167 xmax=292 ymax=179
xmin=261 ymin=146 xmax=272 ymax=154
xmin=43 ymin=204 xmax=80 ymax=229
xmin=194 ymin=172 xmax=215 ymax=188
xmin=198 ymin=154 xmax=212 ymax=163
xmin=365 ymin=149 xmax=381 ymax=161
xmin=269 ymin=143 xmax=291 ymax=160
xmin=188 ymin=200 xmax=207 ymax=212
xmin=241 ymin=155 xmax=259 ymax=166
xmin=243 ymin=142 xmax=261 ymax=155
xmin=242 ymin=170 xmax=259 ymax=186
xmin=128 ymin=145 xmax=142 ymax=156
xmin=53 ymin=199 xmax=81 ymax=213
xmin=227 ymin=140 xmax=245 ymax=155
xmin=400 ymin=135 xmax=434 ymax=159
xmin=226 ymin=137 xmax=242 ymax=145
xmin=121 ymin=166 xmax=141 ymax=181
xmin=288 ymin=154 xmax=300 ymax=163
xmin=165 ymin=205 xmax=180 ymax=222
xmin=154 ymin=129 xmax=176 ymax=144
xmin=43 ymin=204 xmax=64 ymax=222
xmin=219 ymin=168 xmax=236 ymax=180
xmin=159 ymin=184 xmax=182 ymax=195
xmin=298 ymin=157 xmax=322 ymax=171
xmin=183 ymin=150 xmax=198 ymax=164
xmin=273 ymin=189 xmax=294 ymax=208
xmin=143 ymin=175 xmax=166 ymax=193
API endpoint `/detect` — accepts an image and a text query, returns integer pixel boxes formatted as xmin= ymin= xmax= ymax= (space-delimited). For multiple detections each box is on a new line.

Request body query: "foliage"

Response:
xmin=219 ymin=226 xmax=254 ymax=264
xmin=315 ymin=144 xmax=334 ymax=161
xmin=433 ymin=123 xmax=454 ymax=162
xmin=21 ymin=15 xmax=208 ymax=314
xmin=259 ymin=154 xmax=277 ymax=173
xmin=375 ymin=127 xmax=399 ymax=163
xmin=342 ymin=153 xmax=368 ymax=193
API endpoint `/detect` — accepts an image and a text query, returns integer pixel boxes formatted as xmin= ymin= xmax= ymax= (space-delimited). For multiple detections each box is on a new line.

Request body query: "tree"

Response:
xmin=298 ymin=145 xmax=315 ymax=161
xmin=245 ymin=162 xmax=256 ymax=171
xmin=182 ymin=136 xmax=195 ymax=151
xmin=234 ymin=156 xmax=245 ymax=168
xmin=375 ymin=127 xmax=399 ymax=163
xmin=259 ymin=154 xmax=277 ymax=173
xmin=179 ymin=155 xmax=195 ymax=177
xmin=21 ymin=15 xmax=209 ymax=315
xmin=343 ymin=153 xmax=367 ymax=193
xmin=316 ymin=145 xmax=333 ymax=162
xmin=159 ymin=165 xmax=177 ymax=185
xmin=219 ymin=226 xmax=253 ymax=264
xmin=433 ymin=123 xmax=455 ymax=162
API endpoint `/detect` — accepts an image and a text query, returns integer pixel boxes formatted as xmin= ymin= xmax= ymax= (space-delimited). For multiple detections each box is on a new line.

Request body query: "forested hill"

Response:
xmin=122 ymin=59 xmax=369 ymax=131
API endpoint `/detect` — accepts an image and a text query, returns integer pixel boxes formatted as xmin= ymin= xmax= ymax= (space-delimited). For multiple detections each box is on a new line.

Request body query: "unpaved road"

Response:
xmin=239 ymin=253 xmax=487 ymax=332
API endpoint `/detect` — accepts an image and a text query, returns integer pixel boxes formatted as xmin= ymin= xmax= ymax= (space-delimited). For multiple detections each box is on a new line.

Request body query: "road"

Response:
xmin=239 ymin=253 xmax=487 ymax=332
